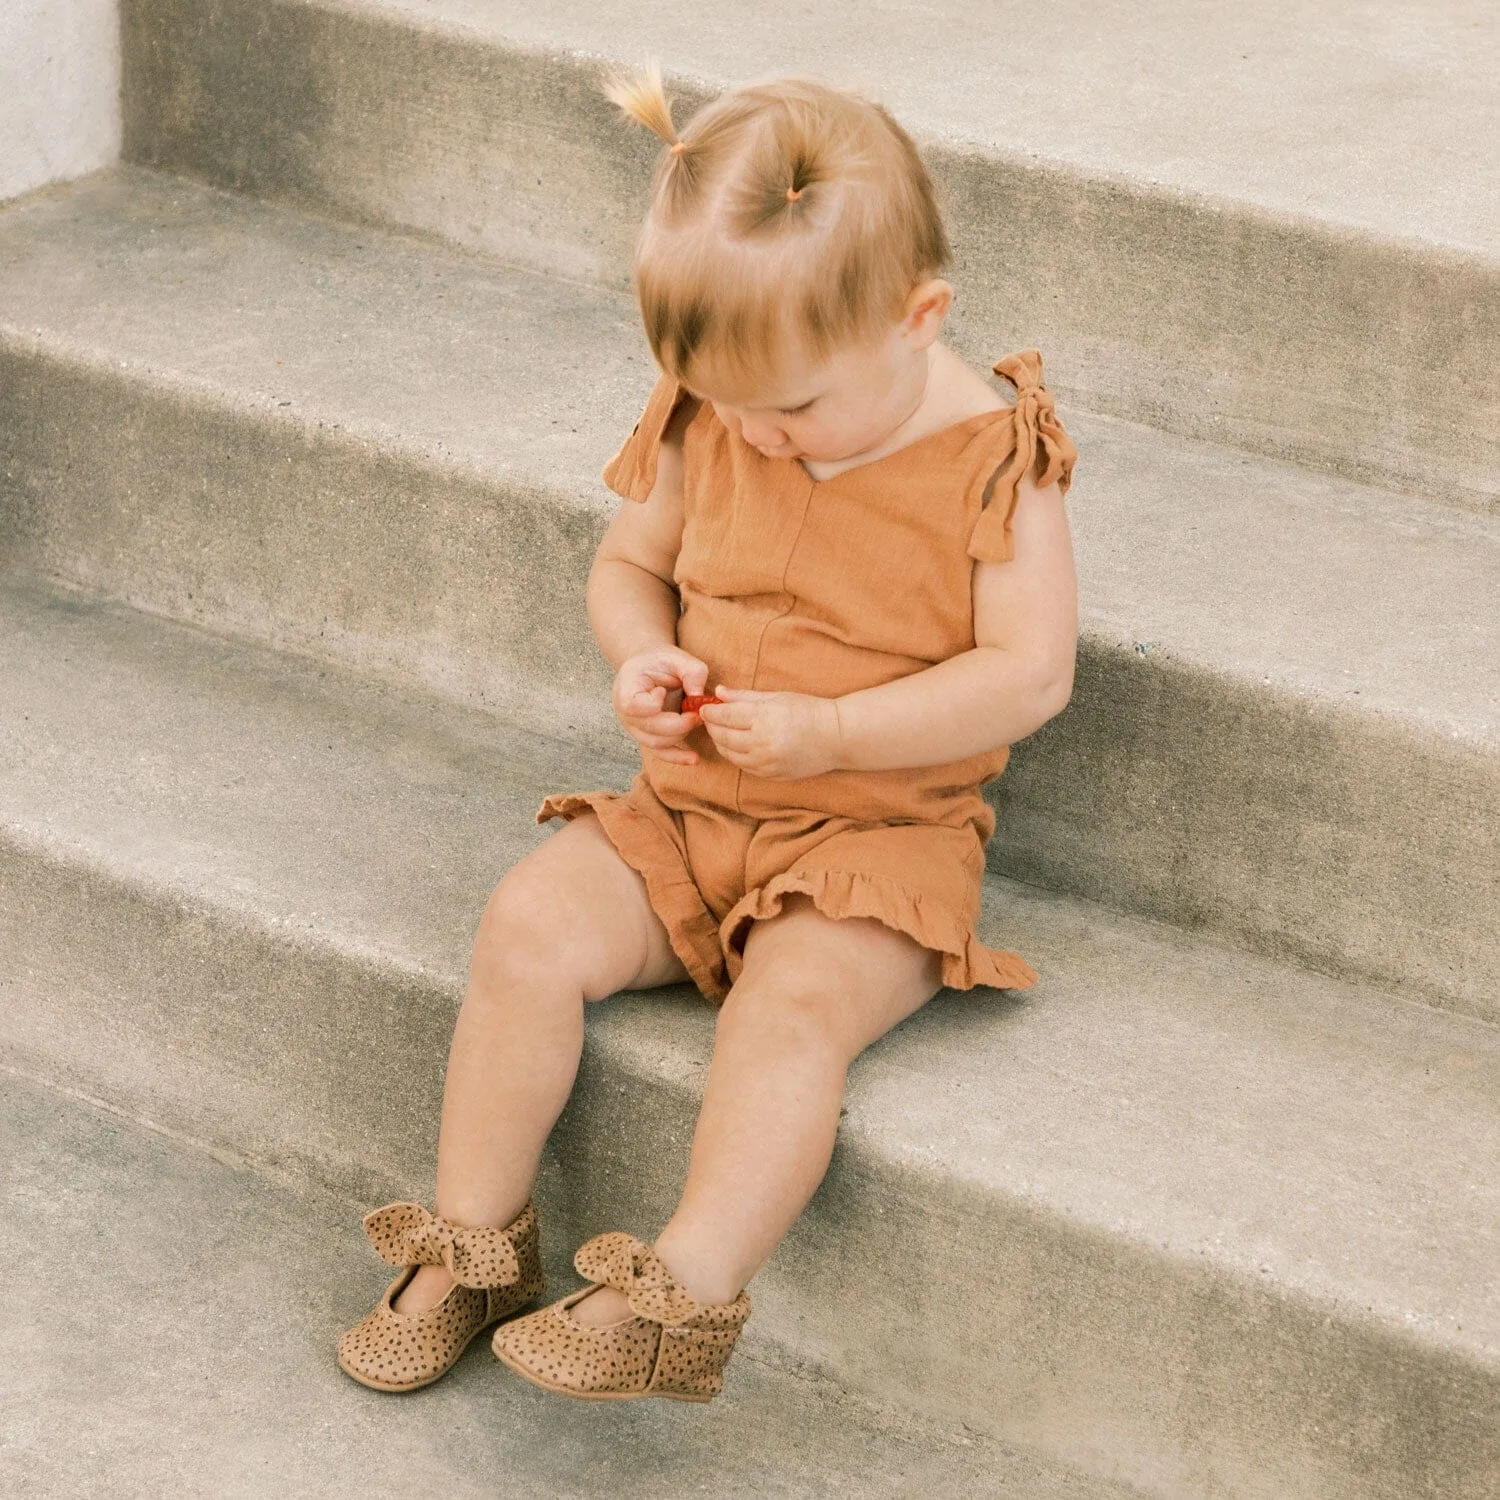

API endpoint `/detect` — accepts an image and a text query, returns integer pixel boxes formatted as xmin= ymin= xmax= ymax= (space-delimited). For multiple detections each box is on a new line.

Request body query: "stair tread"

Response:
xmin=3 ymin=575 xmax=1495 ymax=1367
xmin=354 ymin=0 xmax=1500 ymax=257
xmin=0 ymin=1069 xmax=1133 ymax=1499
xmin=3 ymin=169 xmax=1496 ymax=745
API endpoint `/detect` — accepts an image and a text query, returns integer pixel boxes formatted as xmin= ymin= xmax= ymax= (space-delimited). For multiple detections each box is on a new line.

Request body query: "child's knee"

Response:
xmin=471 ymin=867 xmax=578 ymax=987
xmin=470 ymin=852 xmax=656 ymax=1002
xmin=717 ymin=972 xmax=854 ymax=1062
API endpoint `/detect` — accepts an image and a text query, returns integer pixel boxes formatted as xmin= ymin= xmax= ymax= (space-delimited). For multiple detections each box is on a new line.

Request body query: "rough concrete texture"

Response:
xmin=118 ymin=0 xmax=1500 ymax=510
xmin=1 ymin=580 xmax=1496 ymax=1498
xmin=1 ymin=172 xmax=1495 ymax=1013
xmin=0 ymin=1073 xmax=1135 ymax=1500
xmin=363 ymin=0 xmax=1500 ymax=255
xmin=0 ymin=0 xmax=120 ymax=202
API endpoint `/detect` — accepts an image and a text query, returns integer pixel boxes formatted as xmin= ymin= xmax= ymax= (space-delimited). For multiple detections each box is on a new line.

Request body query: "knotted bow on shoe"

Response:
xmin=992 ymin=349 xmax=1075 ymax=495
xmin=572 ymin=1232 xmax=709 ymax=1325
xmin=361 ymin=1201 xmax=522 ymax=1288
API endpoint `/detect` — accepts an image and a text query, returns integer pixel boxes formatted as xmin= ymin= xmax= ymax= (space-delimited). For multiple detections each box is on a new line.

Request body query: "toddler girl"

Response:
xmin=338 ymin=66 xmax=1077 ymax=1401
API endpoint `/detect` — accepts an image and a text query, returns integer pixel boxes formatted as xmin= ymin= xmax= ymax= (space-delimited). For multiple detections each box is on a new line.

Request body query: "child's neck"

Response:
xmin=799 ymin=344 xmax=1005 ymax=483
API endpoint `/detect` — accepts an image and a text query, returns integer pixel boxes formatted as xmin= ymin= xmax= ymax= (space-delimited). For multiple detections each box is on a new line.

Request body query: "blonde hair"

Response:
xmin=604 ymin=64 xmax=950 ymax=387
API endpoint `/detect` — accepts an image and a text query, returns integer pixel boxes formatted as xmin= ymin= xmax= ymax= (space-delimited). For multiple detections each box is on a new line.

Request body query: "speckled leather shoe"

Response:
xmin=338 ymin=1199 xmax=544 ymax=1392
xmin=492 ymin=1231 xmax=750 ymax=1402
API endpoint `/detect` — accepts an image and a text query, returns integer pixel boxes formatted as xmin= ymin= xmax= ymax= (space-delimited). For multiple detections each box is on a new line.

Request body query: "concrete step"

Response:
xmin=2 ymin=170 xmax=1495 ymax=1017
xmin=2 ymin=577 xmax=1496 ymax=1499
xmin=0 ymin=1071 xmax=1135 ymax=1500
xmin=119 ymin=0 xmax=1500 ymax=512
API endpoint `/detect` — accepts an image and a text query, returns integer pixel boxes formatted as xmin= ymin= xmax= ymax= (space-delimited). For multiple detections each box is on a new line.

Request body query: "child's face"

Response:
xmin=685 ymin=280 xmax=952 ymax=466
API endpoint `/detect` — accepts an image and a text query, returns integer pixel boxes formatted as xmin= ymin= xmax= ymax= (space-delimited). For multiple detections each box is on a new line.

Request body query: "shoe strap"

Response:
xmin=361 ymin=1201 xmax=530 ymax=1288
xmin=573 ymin=1232 xmax=749 ymax=1327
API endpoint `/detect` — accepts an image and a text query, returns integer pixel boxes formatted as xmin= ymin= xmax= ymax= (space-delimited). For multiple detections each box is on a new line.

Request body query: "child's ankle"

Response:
xmin=652 ymin=1227 xmax=745 ymax=1307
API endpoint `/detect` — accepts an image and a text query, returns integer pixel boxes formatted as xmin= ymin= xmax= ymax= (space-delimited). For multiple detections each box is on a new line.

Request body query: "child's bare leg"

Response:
xmin=573 ymin=894 xmax=940 ymax=1324
xmin=395 ymin=814 xmax=685 ymax=1314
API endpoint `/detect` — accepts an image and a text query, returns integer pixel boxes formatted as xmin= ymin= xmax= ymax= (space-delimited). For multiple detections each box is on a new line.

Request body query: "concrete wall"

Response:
xmin=1 ymin=0 xmax=120 ymax=202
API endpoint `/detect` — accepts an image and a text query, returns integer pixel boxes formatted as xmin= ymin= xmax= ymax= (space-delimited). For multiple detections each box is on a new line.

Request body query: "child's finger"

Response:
xmin=634 ymin=731 xmax=699 ymax=755
xmin=704 ymin=723 xmax=755 ymax=751
xmin=632 ymin=724 xmax=696 ymax=750
xmin=713 ymin=685 xmax=770 ymax=703
xmin=622 ymin=693 xmax=673 ymax=721
xmin=622 ymin=684 xmax=667 ymax=715
xmin=713 ymin=743 xmax=759 ymax=771
xmin=699 ymin=700 xmax=754 ymax=728
xmin=649 ymin=747 xmax=699 ymax=766
xmin=677 ymin=659 xmax=711 ymax=696
xmin=640 ymin=652 xmax=708 ymax=689
xmin=634 ymin=710 xmax=696 ymax=737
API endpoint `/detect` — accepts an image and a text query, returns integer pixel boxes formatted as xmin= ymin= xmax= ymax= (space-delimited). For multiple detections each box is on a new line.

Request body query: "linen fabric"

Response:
xmin=541 ymin=349 xmax=1076 ymax=1002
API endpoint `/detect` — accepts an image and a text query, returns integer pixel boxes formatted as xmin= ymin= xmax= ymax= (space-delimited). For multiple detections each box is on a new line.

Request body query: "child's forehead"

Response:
xmin=683 ymin=338 xmax=877 ymax=409
xmin=683 ymin=348 xmax=826 ymax=409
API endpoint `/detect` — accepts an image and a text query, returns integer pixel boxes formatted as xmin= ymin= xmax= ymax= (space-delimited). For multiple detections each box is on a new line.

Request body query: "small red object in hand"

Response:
xmin=681 ymin=694 xmax=722 ymax=714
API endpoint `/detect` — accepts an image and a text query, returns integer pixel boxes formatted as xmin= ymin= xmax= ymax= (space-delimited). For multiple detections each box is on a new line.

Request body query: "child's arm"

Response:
xmin=700 ymin=475 xmax=1077 ymax=777
xmin=588 ymin=399 xmax=710 ymax=767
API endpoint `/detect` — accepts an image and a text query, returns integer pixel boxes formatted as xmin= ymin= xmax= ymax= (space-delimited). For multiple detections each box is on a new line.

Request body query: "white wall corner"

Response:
xmin=1 ymin=0 xmax=123 ymax=203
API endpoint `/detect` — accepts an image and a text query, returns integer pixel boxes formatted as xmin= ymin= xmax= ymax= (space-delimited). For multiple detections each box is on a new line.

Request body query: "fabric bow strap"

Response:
xmin=362 ymin=1201 xmax=522 ymax=1289
xmin=992 ymin=349 xmax=1076 ymax=496
xmin=572 ymin=1232 xmax=708 ymax=1325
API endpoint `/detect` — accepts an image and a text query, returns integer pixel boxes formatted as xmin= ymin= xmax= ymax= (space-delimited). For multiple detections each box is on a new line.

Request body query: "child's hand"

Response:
xmin=613 ymin=647 xmax=711 ymax=766
xmin=699 ymin=687 xmax=842 ymax=780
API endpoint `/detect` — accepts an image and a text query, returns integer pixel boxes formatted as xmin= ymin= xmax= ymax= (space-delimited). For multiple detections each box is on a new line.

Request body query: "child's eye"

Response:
xmin=779 ymin=399 xmax=816 ymax=416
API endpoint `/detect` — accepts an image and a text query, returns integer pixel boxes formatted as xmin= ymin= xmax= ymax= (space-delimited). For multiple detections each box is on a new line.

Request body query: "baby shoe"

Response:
xmin=338 ymin=1199 xmax=545 ymax=1392
xmin=492 ymin=1231 xmax=750 ymax=1402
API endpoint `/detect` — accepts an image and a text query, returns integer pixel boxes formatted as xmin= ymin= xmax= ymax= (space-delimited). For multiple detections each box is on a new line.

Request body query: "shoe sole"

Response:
xmin=491 ymin=1341 xmax=715 ymax=1403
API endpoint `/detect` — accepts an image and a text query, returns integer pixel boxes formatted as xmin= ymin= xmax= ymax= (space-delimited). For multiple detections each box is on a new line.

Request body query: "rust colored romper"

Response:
xmin=541 ymin=350 xmax=1076 ymax=1003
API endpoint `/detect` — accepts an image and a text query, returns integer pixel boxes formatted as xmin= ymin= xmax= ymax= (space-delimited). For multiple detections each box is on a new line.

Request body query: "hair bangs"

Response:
xmin=638 ymin=200 xmax=916 ymax=389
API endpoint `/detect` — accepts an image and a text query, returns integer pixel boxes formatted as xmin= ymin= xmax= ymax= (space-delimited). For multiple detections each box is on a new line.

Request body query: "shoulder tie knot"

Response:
xmin=991 ymin=349 xmax=1074 ymax=494
xmin=361 ymin=1201 xmax=523 ymax=1288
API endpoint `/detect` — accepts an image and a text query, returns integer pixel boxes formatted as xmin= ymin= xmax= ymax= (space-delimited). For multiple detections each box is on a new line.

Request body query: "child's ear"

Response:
xmin=900 ymin=279 xmax=954 ymax=347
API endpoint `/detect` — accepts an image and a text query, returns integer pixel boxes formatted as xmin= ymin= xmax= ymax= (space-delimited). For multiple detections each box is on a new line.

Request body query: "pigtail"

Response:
xmin=603 ymin=62 xmax=679 ymax=146
xmin=604 ymin=60 xmax=704 ymax=220
xmin=784 ymin=140 xmax=820 ymax=202
xmin=728 ymin=99 xmax=835 ymax=233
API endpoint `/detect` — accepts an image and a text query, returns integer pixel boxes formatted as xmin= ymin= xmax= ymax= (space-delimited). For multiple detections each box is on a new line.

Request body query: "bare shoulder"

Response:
xmin=927 ymin=343 xmax=1007 ymax=423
